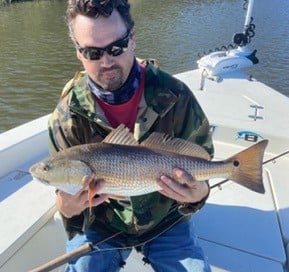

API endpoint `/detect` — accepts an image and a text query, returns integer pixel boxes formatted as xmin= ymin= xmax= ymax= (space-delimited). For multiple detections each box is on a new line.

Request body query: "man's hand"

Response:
xmin=157 ymin=167 xmax=209 ymax=203
xmin=55 ymin=175 xmax=108 ymax=218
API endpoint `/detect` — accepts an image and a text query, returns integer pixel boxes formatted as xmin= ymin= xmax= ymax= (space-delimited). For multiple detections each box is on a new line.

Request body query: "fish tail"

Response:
xmin=225 ymin=140 xmax=268 ymax=193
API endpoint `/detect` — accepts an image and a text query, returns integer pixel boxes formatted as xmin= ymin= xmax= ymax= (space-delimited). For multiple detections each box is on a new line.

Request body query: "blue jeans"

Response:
xmin=64 ymin=218 xmax=211 ymax=272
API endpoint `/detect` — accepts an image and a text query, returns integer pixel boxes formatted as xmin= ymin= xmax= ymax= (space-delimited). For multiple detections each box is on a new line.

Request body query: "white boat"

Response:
xmin=1 ymin=1 xmax=288 ymax=271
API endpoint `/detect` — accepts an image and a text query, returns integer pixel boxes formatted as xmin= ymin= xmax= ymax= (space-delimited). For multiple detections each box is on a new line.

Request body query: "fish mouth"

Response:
xmin=32 ymin=176 xmax=49 ymax=185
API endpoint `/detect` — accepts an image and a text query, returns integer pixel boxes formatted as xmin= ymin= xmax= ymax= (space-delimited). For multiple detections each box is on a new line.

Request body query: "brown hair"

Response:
xmin=66 ymin=0 xmax=134 ymax=40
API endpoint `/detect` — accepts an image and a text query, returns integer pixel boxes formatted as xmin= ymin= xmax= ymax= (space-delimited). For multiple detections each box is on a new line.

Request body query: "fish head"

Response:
xmin=29 ymin=156 xmax=93 ymax=194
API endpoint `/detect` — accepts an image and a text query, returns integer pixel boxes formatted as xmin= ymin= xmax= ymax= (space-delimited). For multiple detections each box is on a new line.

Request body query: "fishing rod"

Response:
xmin=28 ymin=230 xmax=123 ymax=272
xmin=210 ymin=149 xmax=289 ymax=190
xmin=28 ymin=214 xmax=185 ymax=272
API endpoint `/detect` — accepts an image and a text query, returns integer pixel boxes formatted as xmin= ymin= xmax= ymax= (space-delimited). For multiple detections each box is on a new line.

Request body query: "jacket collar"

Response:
xmin=68 ymin=60 xmax=178 ymax=140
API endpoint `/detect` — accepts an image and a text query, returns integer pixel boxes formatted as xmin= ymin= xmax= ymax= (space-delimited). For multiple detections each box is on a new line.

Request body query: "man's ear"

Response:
xmin=76 ymin=50 xmax=82 ymax=61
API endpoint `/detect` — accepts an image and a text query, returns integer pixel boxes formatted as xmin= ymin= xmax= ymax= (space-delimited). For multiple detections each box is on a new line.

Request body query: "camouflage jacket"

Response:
xmin=48 ymin=59 xmax=214 ymax=246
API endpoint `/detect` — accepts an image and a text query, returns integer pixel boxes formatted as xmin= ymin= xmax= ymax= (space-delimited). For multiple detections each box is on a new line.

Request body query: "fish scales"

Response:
xmin=30 ymin=124 xmax=268 ymax=198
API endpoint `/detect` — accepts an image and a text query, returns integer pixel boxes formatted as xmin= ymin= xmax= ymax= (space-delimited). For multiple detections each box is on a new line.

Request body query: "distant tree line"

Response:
xmin=1 ymin=0 xmax=11 ymax=5
xmin=0 ymin=0 xmax=24 ymax=5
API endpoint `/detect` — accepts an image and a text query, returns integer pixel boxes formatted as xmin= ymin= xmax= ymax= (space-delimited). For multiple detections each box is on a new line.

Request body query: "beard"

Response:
xmin=97 ymin=65 xmax=125 ymax=91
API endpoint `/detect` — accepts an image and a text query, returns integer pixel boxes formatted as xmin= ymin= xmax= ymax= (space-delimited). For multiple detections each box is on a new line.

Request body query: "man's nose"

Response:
xmin=100 ymin=52 xmax=115 ymax=67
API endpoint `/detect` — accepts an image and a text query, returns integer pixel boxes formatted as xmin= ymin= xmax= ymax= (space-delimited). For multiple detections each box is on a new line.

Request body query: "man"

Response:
xmin=48 ymin=0 xmax=214 ymax=271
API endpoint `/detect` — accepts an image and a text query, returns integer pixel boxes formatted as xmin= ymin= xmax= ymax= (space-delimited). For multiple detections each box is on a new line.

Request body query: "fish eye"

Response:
xmin=41 ymin=162 xmax=50 ymax=172
xmin=233 ymin=160 xmax=240 ymax=167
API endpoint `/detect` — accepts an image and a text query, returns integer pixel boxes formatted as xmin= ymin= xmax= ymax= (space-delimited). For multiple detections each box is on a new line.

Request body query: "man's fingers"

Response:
xmin=157 ymin=176 xmax=185 ymax=200
xmin=75 ymin=174 xmax=104 ymax=196
xmin=173 ymin=167 xmax=197 ymax=188
xmin=82 ymin=173 xmax=96 ymax=188
xmin=89 ymin=194 xmax=110 ymax=207
xmin=88 ymin=178 xmax=105 ymax=196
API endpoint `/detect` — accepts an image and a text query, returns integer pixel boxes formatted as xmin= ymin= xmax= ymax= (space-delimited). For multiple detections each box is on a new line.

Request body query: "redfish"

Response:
xmin=30 ymin=125 xmax=268 ymax=206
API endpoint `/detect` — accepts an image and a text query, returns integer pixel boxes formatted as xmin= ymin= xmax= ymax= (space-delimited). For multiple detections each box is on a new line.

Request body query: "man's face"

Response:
xmin=72 ymin=10 xmax=135 ymax=90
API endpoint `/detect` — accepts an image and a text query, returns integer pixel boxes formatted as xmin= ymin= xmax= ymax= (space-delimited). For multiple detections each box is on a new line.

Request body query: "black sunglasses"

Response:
xmin=76 ymin=30 xmax=131 ymax=60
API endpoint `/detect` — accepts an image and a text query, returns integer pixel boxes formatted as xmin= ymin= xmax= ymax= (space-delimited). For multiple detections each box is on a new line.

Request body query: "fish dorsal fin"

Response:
xmin=141 ymin=132 xmax=211 ymax=160
xmin=102 ymin=124 xmax=138 ymax=146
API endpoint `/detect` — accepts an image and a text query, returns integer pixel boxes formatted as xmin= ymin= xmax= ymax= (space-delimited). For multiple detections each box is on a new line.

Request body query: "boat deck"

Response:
xmin=178 ymin=70 xmax=289 ymax=271
xmin=0 ymin=69 xmax=288 ymax=271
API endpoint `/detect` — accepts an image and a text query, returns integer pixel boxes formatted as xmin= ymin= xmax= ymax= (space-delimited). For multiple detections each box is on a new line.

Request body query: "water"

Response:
xmin=0 ymin=0 xmax=288 ymax=133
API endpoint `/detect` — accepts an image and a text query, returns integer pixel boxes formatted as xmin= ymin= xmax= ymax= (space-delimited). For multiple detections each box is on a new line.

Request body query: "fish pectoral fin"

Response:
xmin=141 ymin=132 xmax=211 ymax=160
xmin=102 ymin=124 xmax=138 ymax=146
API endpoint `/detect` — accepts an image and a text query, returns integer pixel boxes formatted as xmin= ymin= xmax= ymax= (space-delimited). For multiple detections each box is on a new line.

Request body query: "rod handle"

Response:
xmin=28 ymin=242 xmax=93 ymax=272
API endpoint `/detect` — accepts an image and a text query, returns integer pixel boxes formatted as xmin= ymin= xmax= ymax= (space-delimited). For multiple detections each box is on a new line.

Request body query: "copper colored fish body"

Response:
xmin=30 ymin=125 xmax=268 ymax=199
